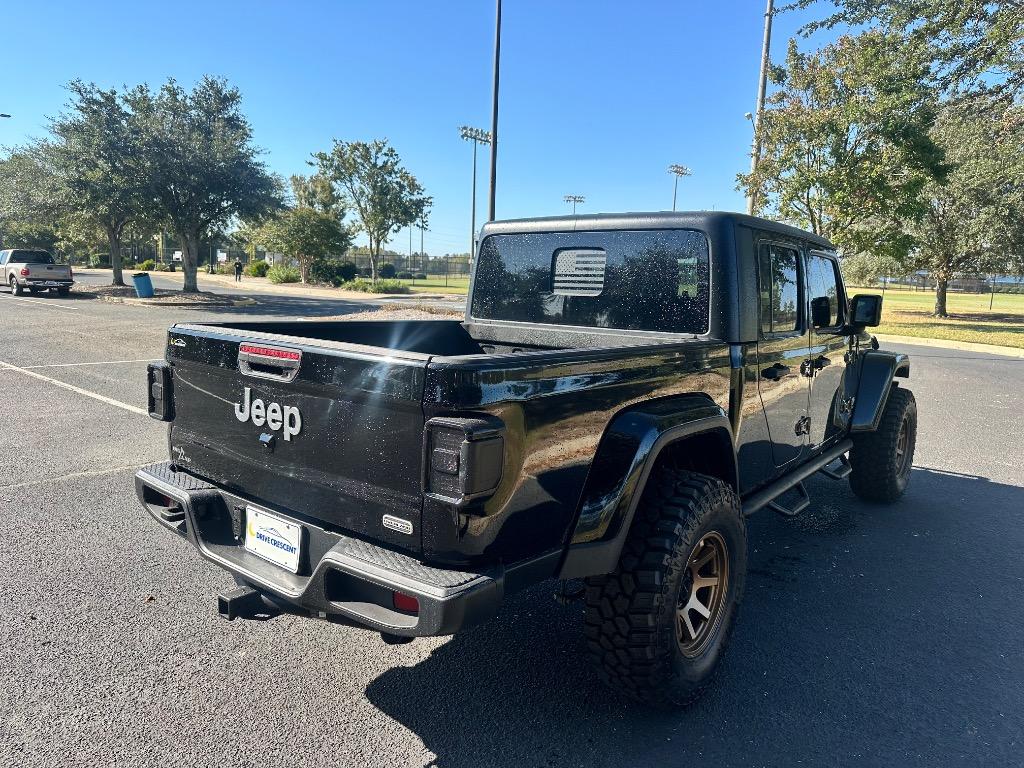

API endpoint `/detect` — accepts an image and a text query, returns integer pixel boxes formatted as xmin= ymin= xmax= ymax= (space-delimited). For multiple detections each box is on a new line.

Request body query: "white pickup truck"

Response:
xmin=0 ymin=249 xmax=74 ymax=296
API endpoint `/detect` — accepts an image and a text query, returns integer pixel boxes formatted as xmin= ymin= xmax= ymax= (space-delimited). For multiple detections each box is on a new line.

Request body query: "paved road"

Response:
xmin=1 ymin=289 xmax=1022 ymax=768
xmin=72 ymin=269 xmax=466 ymax=313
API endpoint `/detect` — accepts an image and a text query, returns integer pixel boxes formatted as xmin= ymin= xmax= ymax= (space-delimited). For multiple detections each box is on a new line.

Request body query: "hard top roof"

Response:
xmin=479 ymin=210 xmax=835 ymax=250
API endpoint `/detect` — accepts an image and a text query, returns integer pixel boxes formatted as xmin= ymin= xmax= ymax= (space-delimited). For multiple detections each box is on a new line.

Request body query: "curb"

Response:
xmin=875 ymin=334 xmax=1024 ymax=358
xmin=97 ymin=295 xmax=257 ymax=308
xmin=73 ymin=269 xmax=467 ymax=302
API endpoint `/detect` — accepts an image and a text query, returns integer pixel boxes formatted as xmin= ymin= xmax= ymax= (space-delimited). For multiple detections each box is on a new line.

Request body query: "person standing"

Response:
xmin=234 ymin=258 xmax=243 ymax=282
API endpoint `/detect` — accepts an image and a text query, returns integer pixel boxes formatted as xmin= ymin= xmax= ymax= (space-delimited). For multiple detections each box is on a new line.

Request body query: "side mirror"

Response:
xmin=850 ymin=293 xmax=882 ymax=328
xmin=810 ymin=296 xmax=832 ymax=328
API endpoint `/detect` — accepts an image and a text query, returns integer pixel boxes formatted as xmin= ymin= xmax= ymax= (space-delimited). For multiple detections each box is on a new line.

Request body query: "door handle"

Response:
xmin=761 ymin=363 xmax=791 ymax=381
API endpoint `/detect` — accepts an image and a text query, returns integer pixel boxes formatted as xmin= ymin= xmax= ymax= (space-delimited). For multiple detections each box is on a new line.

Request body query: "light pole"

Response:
xmin=746 ymin=0 xmax=775 ymax=215
xmin=459 ymin=126 xmax=492 ymax=258
xmin=667 ymin=165 xmax=692 ymax=211
xmin=564 ymin=195 xmax=585 ymax=215
xmin=488 ymin=0 xmax=502 ymax=221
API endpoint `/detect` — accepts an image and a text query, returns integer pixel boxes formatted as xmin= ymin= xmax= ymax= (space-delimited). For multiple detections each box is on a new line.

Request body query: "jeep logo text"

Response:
xmin=234 ymin=387 xmax=302 ymax=441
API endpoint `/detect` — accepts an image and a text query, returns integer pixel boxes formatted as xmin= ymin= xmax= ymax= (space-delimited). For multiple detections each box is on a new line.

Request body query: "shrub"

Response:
xmin=359 ymin=267 xmax=373 ymax=278
xmin=244 ymin=260 xmax=270 ymax=277
xmin=267 ymin=265 xmax=301 ymax=284
xmin=379 ymin=262 xmax=397 ymax=279
xmin=310 ymin=258 xmax=359 ymax=286
xmin=89 ymin=254 xmax=111 ymax=268
xmin=339 ymin=279 xmax=411 ymax=294
xmin=397 ymin=271 xmax=414 ymax=280
xmin=136 ymin=259 xmax=156 ymax=271
xmin=153 ymin=263 xmax=169 ymax=272
xmin=414 ymin=272 xmax=427 ymax=280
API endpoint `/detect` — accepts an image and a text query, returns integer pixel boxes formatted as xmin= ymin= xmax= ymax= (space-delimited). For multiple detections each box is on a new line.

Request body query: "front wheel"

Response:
xmin=584 ymin=468 xmax=746 ymax=707
xmin=849 ymin=386 xmax=917 ymax=503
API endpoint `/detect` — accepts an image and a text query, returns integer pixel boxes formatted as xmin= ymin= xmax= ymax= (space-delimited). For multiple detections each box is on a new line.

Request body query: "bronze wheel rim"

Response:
xmin=676 ymin=531 xmax=730 ymax=658
xmin=895 ymin=416 xmax=911 ymax=477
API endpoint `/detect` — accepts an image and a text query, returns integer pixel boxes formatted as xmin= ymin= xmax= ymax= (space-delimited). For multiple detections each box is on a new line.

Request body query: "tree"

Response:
xmin=905 ymin=98 xmax=1024 ymax=315
xmin=738 ymin=32 xmax=945 ymax=261
xmin=251 ymin=176 xmax=353 ymax=283
xmin=44 ymin=81 xmax=151 ymax=285
xmin=313 ymin=139 xmax=431 ymax=280
xmin=796 ymin=0 xmax=1024 ymax=98
xmin=127 ymin=77 xmax=280 ymax=292
xmin=0 ymin=148 xmax=61 ymax=252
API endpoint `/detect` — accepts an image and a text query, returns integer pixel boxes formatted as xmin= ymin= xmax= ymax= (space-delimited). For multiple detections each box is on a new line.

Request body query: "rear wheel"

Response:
xmin=849 ymin=386 xmax=917 ymax=503
xmin=584 ymin=468 xmax=746 ymax=707
xmin=9 ymin=277 xmax=23 ymax=296
xmin=57 ymin=287 xmax=70 ymax=296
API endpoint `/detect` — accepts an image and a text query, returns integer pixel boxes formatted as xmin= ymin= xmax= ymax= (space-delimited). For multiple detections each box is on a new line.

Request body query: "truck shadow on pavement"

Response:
xmin=365 ymin=467 xmax=1024 ymax=768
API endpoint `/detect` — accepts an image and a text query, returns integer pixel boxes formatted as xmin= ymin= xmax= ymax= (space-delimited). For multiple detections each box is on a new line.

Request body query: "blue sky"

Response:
xmin=0 ymin=1 xmax=836 ymax=255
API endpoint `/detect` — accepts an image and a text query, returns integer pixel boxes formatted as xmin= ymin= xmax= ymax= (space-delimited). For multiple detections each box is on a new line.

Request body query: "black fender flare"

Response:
xmin=850 ymin=350 xmax=910 ymax=433
xmin=558 ymin=395 xmax=736 ymax=579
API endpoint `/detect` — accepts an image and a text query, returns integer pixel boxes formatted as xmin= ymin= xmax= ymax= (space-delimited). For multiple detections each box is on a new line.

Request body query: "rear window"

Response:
xmin=471 ymin=229 xmax=710 ymax=334
xmin=11 ymin=250 xmax=54 ymax=264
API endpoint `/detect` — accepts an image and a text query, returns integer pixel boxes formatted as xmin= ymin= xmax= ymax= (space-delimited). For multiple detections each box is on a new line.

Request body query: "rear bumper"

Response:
xmin=26 ymin=278 xmax=73 ymax=287
xmin=134 ymin=462 xmax=504 ymax=637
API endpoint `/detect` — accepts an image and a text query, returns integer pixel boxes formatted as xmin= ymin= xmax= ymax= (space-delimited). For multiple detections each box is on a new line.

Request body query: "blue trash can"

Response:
xmin=132 ymin=272 xmax=155 ymax=298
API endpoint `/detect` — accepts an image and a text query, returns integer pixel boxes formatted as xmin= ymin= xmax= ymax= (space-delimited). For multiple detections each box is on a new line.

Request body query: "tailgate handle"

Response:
xmin=238 ymin=343 xmax=302 ymax=382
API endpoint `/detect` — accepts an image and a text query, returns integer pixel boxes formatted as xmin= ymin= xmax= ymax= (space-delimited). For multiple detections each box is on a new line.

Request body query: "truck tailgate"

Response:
xmin=26 ymin=264 xmax=72 ymax=280
xmin=165 ymin=325 xmax=428 ymax=555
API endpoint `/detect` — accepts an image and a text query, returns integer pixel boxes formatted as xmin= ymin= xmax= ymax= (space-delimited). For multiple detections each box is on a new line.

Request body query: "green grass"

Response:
xmin=852 ymin=287 xmax=1024 ymax=348
xmin=397 ymin=276 xmax=470 ymax=295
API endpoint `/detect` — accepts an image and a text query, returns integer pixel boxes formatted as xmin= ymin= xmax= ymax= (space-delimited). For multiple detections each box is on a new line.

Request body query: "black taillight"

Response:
xmin=423 ymin=416 xmax=504 ymax=505
xmin=147 ymin=361 xmax=174 ymax=421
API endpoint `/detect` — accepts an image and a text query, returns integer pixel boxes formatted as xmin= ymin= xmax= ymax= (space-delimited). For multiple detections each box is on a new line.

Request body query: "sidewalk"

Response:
xmin=75 ymin=268 xmax=462 ymax=304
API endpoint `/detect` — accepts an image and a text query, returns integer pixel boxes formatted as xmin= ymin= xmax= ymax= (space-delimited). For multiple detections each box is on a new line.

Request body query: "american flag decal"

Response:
xmin=552 ymin=249 xmax=607 ymax=296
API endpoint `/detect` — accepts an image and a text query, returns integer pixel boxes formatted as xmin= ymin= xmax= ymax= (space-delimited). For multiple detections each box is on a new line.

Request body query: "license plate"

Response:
xmin=244 ymin=506 xmax=302 ymax=573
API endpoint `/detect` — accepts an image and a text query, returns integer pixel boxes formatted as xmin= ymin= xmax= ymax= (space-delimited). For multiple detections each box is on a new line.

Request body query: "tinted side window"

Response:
xmin=807 ymin=254 xmax=841 ymax=327
xmin=758 ymin=244 xmax=800 ymax=334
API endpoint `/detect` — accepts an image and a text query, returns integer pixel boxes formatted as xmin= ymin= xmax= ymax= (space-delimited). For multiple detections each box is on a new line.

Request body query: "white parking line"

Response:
xmin=0 ymin=462 xmax=153 ymax=492
xmin=0 ymin=359 xmax=147 ymax=415
xmin=0 ymin=294 xmax=82 ymax=310
xmin=21 ymin=358 xmax=160 ymax=370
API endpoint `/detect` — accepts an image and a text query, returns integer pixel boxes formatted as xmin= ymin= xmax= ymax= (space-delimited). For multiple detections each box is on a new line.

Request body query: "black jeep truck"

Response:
xmin=136 ymin=212 xmax=916 ymax=705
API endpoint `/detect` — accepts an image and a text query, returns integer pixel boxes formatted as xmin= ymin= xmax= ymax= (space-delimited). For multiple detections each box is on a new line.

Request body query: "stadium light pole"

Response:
xmin=459 ymin=126 xmax=492 ymax=259
xmin=746 ymin=0 xmax=775 ymax=215
xmin=488 ymin=0 xmax=502 ymax=221
xmin=667 ymin=164 xmax=692 ymax=211
xmin=564 ymin=194 xmax=585 ymax=215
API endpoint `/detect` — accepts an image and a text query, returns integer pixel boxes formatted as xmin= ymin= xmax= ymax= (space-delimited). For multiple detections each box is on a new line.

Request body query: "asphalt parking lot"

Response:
xmin=1 ymin=286 xmax=1023 ymax=768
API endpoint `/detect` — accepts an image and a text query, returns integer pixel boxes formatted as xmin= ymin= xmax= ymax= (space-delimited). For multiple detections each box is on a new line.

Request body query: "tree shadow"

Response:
xmin=365 ymin=467 xmax=1024 ymax=767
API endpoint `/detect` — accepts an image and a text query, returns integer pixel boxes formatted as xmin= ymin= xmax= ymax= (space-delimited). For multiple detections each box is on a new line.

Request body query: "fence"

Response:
xmin=870 ymin=275 xmax=1024 ymax=294
xmin=344 ymin=253 xmax=472 ymax=278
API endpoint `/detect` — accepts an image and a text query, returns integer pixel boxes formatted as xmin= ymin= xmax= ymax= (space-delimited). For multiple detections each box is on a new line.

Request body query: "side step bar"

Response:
xmin=742 ymin=439 xmax=853 ymax=517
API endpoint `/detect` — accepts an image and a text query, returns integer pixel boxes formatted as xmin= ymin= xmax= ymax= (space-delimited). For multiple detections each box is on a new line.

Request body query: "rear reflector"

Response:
xmin=239 ymin=343 xmax=301 ymax=361
xmin=392 ymin=591 xmax=419 ymax=613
